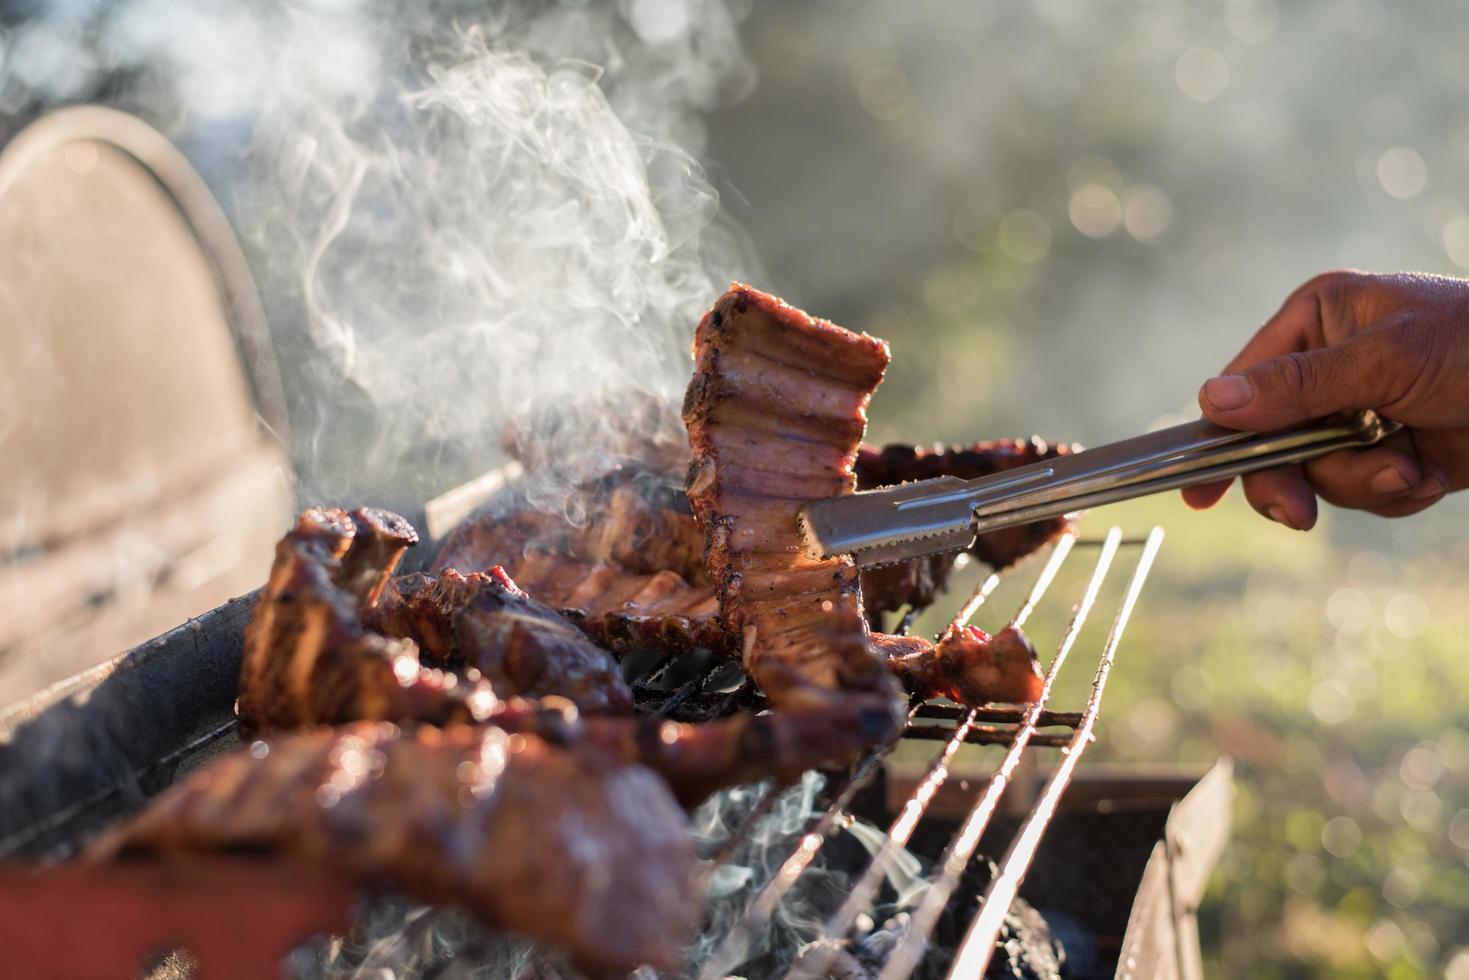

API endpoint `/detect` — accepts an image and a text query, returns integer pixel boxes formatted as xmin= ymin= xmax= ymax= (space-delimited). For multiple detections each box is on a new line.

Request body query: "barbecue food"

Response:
xmin=476 ymin=695 xmax=900 ymax=808
xmin=855 ymin=438 xmax=1075 ymax=619
xmin=237 ymin=508 xmax=493 ymax=734
xmin=90 ymin=722 xmax=700 ymax=975
xmin=683 ymin=284 xmax=902 ymax=717
xmin=434 ymin=478 xmax=707 ymax=586
xmin=428 ymin=511 xmax=722 ymax=655
xmin=372 ymin=567 xmax=633 ymax=715
xmin=876 ymin=625 xmax=1044 ymax=705
xmin=240 ymin=508 xmax=634 ymax=732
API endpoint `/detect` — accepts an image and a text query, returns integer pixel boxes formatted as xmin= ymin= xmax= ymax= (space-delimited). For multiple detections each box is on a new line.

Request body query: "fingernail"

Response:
xmin=1203 ymin=375 xmax=1254 ymax=411
xmin=1369 ymin=466 xmax=1411 ymax=495
xmin=1412 ymin=472 xmax=1445 ymax=500
xmin=1266 ymin=505 xmax=1295 ymax=529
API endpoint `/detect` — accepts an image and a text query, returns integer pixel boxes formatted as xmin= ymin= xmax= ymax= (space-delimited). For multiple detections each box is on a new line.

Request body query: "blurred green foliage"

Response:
xmin=712 ymin=3 xmax=1469 ymax=974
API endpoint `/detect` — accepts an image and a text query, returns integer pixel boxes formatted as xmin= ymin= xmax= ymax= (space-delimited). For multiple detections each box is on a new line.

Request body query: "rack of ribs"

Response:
xmin=89 ymin=722 xmax=699 ymax=976
xmin=683 ymin=284 xmax=904 ymax=717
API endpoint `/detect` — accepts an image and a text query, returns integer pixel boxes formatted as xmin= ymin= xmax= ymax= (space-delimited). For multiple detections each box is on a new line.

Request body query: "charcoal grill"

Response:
xmin=0 ymin=516 xmax=1228 ymax=979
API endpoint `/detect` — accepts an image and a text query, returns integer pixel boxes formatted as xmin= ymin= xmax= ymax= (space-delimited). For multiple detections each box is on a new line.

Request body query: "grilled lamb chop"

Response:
xmin=240 ymin=508 xmax=632 ymax=733
xmin=237 ymin=508 xmax=493 ymax=735
xmin=372 ymin=567 xmax=633 ymax=715
xmin=90 ymin=723 xmax=700 ymax=976
xmin=683 ymin=284 xmax=903 ymax=720
xmin=875 ymin=625 xmax=1044 ymax=705
xmin=855 ymin=439 xmax=1075 ymax=620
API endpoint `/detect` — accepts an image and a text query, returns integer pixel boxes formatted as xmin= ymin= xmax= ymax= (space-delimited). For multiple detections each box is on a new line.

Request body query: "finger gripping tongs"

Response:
xmin=799 ymin=410 xmax=1400 ymax=567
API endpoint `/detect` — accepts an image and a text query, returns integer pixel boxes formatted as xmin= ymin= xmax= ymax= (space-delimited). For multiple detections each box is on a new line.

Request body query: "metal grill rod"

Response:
xmin=944 ymin=526 xmax=1163 ymax=977
xmin=873 ymin=526 xmax=1128 ymax=980
xmin=696 ymin=701 xmax=924 ymax=979
xmin=789 ymin=534 xmax=1080 ymax=975
xmin=695 ymin=548 xmax=1030 ymax=979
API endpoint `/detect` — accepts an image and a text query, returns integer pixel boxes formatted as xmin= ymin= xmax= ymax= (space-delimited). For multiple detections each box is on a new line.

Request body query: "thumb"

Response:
xmin=1198 ymin=334 xmax=1399 ymax=431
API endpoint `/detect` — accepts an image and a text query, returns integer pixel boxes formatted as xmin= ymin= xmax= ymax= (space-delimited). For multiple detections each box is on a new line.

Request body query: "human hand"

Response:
xmin=1181 ymin=271 xmax=1469 ymax=529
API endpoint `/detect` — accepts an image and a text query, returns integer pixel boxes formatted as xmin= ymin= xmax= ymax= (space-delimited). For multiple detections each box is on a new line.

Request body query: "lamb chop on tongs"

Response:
xmin=682 ymin=284 xmax=1047 ymax=720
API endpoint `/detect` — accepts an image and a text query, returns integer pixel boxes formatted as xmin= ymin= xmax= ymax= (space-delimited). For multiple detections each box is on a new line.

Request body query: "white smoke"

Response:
xmin=2 ymin=0 xmax=759 ymax=509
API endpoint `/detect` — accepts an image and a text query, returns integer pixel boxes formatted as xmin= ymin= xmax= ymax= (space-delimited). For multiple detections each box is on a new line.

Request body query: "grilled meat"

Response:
xmin=875 ymin=624 xmax=1044 ymax=705
xmin=435 ymin=479 xmax=706 ymax=586
xmin=433 ymin=499 xmax=722 ymax=655
xmin=90 ymin=723 xmax=699 ymax=975
xmin=237 ymin=508 xmax=493 ymax=735
xmin=855 ymin=439 xmax=1075 ymax=620
xmin=372 ymin=567 xmax=634 ymax=715
xmin=683 ymin=284 xmax=902 ymax=718
xmin=476 ymin=696 xmax=900 ymax=808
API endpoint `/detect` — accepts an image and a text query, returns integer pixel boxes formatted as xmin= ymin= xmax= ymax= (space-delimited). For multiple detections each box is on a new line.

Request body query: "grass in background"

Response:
xmin=911 ymin=492 xmax=1469 ymax=978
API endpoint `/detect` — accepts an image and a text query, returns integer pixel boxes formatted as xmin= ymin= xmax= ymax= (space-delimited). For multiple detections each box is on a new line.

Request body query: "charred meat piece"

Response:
xmin=876 ymin=624 xmax=1044 ymax=705
xmin=683 ymin=284 xmax=902 ymax=718
xmin=372 ymin=567 xmax=633 ymax=715
xmin=856 ymin=439 xmax=1075 ymax=619
xmin=433 ymin=504 xmax=724 ymax=655
xmin=90 ymin=723 xmax=699 ymax=976
xmin=237 ymin=508 xmax=492 ymax=735
xmin=435 ymin=479 xmax=707 ymax=586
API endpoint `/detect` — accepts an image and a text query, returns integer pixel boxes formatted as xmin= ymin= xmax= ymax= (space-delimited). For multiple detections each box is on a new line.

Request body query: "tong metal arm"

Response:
xmin=798 ymin=410 xmax=1400 ymax=567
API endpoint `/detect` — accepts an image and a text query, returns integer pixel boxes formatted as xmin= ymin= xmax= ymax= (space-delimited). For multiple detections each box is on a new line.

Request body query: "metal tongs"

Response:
xmin=799 ymin=410 xmax=1400 ymax=567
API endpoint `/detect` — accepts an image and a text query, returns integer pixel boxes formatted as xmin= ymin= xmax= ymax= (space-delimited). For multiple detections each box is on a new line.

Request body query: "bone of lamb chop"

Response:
xmin=682 ymin=284 xmax=905 ymax=718
xmin=89 ymin=722 xmax=699 ymax=976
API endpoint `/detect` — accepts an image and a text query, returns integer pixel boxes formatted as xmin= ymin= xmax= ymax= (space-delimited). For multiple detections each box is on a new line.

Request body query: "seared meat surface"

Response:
xmin=237 ymin=508 xmax=492 ymax=734
xmin=876 ymin=624 xmax=1044 ymax=705
xmin=372 ymin=567 xmax=633 ymax=715
xmin=433 ymin=502 xmax=721 ymax=655
xmin=683 ymin=284 xmax=902 ymax=716
xmin=435 ymin=479 xmax=707 ymax=586
xmin=240 ymin=508 xmax=632 ymax=732
xmin=91 ymin=723 xmax=699 ymax=975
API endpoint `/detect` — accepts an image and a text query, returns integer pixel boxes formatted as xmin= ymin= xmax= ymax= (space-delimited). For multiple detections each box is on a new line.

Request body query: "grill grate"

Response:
xmin=687 ymin=526 xmax=1164 ymax=980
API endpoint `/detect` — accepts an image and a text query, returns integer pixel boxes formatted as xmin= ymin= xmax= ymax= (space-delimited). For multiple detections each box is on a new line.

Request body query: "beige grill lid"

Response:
xmin=0 ymin=107 xmax=292 ymax=704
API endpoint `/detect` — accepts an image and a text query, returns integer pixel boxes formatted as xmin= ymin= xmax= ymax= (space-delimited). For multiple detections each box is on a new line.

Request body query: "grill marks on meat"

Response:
xmin=683 ymin=284 xmax=901 ymax=715
xmin=875 ymin=624 xmax=1044 ymax=705
xmin=238 ymin=508 xmax=490 ymax=735
xmin=855 ymin=439 xmax=1076 ymax=620
xmin=372 ymin=567 xmax=633 ymax=715
xmin=90 ymin=723 xmax=699 ymax=976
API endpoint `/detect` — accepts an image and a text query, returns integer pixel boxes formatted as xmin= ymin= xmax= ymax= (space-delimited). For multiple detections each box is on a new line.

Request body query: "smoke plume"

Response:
xmin=2 ymin=0 xmax=760 ymax=511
